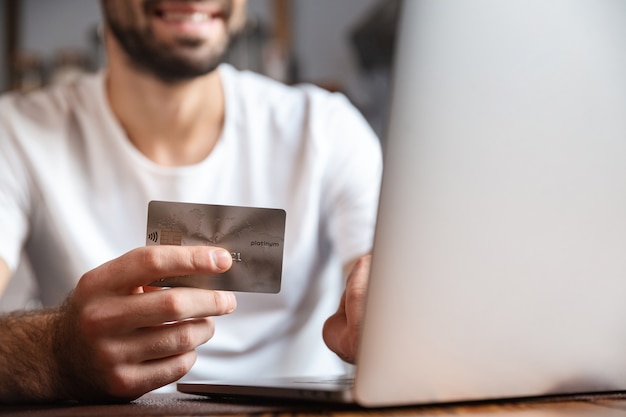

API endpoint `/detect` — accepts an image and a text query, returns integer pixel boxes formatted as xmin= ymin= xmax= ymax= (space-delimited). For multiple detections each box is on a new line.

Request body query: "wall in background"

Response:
xmin=292 ymin=0 xmax=379 ymax=93
xmin=247 ymin=0 xmax=273 ymax=25
xmin=20 ymin=0 xmax=102 ymax=61
xmin=0 ymin=0 xmax=102 ymax=92
xmin=291 ymin=0 xmax=390 ymax=134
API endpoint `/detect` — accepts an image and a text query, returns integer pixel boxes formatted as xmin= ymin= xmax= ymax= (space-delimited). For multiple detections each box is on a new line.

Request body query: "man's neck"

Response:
xmin=105 ymin=48 xmax=225 ymax=167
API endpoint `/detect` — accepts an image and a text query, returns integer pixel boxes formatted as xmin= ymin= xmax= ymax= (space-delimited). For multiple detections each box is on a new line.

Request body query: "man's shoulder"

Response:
xmin=220 ymin=63 xmax=349 ymax=110
xmin=220 ymin=65 xmax=380 ymax=165
xmin=0 ymin=73 xmax=102 ymax=127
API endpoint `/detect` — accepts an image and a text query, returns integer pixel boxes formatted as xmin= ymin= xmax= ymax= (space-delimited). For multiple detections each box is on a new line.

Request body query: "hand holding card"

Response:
xmin=146 ymin=201 xmax=286 ymax=293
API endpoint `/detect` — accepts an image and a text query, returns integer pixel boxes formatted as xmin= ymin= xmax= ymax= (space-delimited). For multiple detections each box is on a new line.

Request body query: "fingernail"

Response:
xmin=213 ymin=249 xmax=232 ymax=271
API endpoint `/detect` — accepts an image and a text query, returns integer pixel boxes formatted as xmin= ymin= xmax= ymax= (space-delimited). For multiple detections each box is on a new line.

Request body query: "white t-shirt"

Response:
xmin=0 ymin=64 xmax=382 ymax=381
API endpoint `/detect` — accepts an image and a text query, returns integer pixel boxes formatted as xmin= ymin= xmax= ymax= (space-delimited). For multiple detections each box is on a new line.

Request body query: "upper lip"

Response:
xmin=151 ymin=1 xmax=224 ymax=19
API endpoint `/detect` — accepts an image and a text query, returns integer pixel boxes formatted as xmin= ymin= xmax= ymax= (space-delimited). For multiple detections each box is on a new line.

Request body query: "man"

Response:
xmin=0 ymin=0 xmax=381 ymax=403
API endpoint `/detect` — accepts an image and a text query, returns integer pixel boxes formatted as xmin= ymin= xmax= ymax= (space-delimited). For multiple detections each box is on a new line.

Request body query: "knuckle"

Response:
xmin=211 ymin=291 xmax=236 ymax=315
xmin=75 ymin=272 xmax=95 ymax=295
xmin=105 ymin=367 xmax=139 ymax=398
xmin=141 ymin=248 xmax=165 ymax=274
xmin=170 ymin=319 xmax=214 ymax=351
xmin=176 ymin=326 xmax=195 ymax=350
xmin=189 ymin=248 xmax=207 ymax=271
xmin=160 ymin=291 xmax=187 ymax=318
xmin=92 ymin=340 xmax=121 ymax=369
xmin=152 ymin=351 xmax=195 ymax=384
xmin=78 ymin=304 xmax=108 ymax=337
xmin=171 ymin=351 xmax=196 ymax=379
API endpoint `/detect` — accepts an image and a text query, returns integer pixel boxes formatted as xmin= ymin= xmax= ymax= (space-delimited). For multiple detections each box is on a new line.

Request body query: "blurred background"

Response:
xmin=0 ymin=0 xmax=399 ymax=136
xmin=0 ymin=0 xmax=399 ymax=311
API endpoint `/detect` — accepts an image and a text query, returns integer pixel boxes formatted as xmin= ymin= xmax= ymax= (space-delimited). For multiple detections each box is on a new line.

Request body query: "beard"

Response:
xmin=103 ymin=0 xmax=236 ymax=84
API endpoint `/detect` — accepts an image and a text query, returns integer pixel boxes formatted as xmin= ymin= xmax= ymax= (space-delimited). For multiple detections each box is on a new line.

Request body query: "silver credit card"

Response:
xmin=146 ymin=200 xmax=286 ymax=293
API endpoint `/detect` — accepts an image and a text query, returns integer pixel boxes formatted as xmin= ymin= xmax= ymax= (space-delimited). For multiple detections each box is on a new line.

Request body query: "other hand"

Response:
xmin=323 ymin=255 xmax=371 ymax=364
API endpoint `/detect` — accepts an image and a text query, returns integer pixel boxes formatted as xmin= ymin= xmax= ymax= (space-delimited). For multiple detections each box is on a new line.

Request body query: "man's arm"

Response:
xmin=323 ymin=255 xmax=371 ymax=364
xmin=0 ymin=259 xmax=75 ymax=402
xmin=0 ymin=304 xmax=62 ymax=402
xmin=0 ymin=246 xmax=237 ymax=403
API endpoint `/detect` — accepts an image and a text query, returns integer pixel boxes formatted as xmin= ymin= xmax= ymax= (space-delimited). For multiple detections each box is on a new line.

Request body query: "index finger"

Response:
xmin=84 ymin=246 xmax=233 ymax=294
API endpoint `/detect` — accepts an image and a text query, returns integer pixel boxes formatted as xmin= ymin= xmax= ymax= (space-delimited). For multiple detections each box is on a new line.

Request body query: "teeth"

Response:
xmin=162 ymin=11 xmax=210 ymax=22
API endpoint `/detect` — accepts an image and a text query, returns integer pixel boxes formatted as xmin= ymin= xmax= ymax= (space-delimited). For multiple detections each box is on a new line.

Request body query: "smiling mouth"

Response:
xmin=155 ymin=10 xmax=215 ymax=22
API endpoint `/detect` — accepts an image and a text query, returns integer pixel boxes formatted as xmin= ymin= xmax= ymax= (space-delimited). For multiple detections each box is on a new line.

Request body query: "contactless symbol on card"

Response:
xmin=146 ymin=200 xmax=286 ymax=293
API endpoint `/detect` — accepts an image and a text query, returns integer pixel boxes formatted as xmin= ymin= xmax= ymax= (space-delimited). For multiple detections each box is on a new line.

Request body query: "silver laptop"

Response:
xmin=178 ymin=0 xmax=626 ymax=407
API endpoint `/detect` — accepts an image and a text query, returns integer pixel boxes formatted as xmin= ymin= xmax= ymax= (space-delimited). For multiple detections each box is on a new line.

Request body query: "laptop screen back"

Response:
xmin=355 ymin=0 xmax=626 ymax=407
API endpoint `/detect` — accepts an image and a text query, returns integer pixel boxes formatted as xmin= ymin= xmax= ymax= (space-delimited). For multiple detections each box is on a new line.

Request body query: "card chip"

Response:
xmin=160 ymin=228 xmax=183 ymax=245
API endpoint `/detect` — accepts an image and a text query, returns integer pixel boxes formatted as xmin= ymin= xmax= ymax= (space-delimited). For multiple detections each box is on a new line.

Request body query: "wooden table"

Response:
xmin=4 ymin=392 xmax=626 ymax=416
